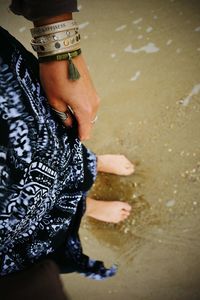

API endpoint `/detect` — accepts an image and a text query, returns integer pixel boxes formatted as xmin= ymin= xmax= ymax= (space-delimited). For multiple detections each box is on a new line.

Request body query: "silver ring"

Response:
xmin=52 ymin=108 xmax=69 ymax=122
xmin=91 ymin=115 xmax=98 ymax=124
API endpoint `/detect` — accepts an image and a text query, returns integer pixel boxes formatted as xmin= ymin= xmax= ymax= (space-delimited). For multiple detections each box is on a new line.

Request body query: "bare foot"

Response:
xmin=86 ymin=197 xmax=132 ymax=223
xmin=97 ymin=154 xmax=134 ymax=176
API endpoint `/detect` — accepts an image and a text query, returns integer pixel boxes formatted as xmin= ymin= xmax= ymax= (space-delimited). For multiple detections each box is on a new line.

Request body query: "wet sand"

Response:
xmin=1 ymin=0 xmax=200 ymax=299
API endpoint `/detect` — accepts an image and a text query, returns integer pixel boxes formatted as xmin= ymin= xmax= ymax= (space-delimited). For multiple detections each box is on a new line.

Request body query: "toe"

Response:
xmin=121 ymin=202 xmax=132 ymax=211
xmin=126 ymin=163 xmax=132 ymax=168
xmin=122 ymin=211 xmax=130 ymax=218
xmin=125 ymin=163 xmax=135 ymax=174
xmin=121 ymin=214 xmax=129 ymax=221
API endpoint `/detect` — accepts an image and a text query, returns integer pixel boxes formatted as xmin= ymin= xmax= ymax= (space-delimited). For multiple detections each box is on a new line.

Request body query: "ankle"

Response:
xmin=96 ymin=155 xmax=105 ymax=172
xmin=85 ymin=197 xmax=95 ymax=216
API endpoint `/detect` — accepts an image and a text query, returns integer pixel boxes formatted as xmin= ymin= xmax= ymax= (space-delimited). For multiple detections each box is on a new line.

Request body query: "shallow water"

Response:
xmin=1 ymin=0 xmax=200 ymax=299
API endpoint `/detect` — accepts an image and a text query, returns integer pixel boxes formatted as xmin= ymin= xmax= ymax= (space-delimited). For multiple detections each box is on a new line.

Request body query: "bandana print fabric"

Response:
xmin=0 ymin=27 xmax=117 ymax=279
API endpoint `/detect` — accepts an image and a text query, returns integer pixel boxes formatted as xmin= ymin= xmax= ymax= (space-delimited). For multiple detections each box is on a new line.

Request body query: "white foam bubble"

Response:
xmin=137 ymin=35 xmax=143 ymax=39
xmin=180 ymin=84 xmax=200 ymax=106
xmin=130 ymin=71 xmax=141 ymax=81
xmin=195 ymin=26 xmax=200 ymax=32
xmin=166 ymin=39 xmax=173 ymax=45
xmin=79 ymin=22 xmax=89 ymax=29
xmin=19 ymin=27 xmax=26 ymax=33
xmin=165 ymin=199 xmax=176 ymax=208
xmin=153 ymin=15 xmax=158 ymax=19
xmin=146 ymin=26 xmax=153 ymax=33
xmin=124 ymin=42 xmax=160 ymax=54
xmin=110 ymin=53 xmax=116 ymax=58
xmin=133 ymin=18 xmax=143 ymax=25
xmin=176 ymin=48 xmax=181 ymax=54
xmin=115 ymin=24 xmax=127 ymax=31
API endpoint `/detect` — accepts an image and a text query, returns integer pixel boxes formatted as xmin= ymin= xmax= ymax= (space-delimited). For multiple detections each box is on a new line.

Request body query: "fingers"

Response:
xmin=73 ymin=106 xmax=99 ymax=141
xmin=39 ymin=54 xmax=101 ymax=141
xmin=49 ymin=92 xmax=100 ymax=141
xmin=51 ymin=105 xmax=97 ymax=139
xmin=63 ymin=109 xmax=73 ymax=127
xmin=51 ymin=103 xmax=74 ymax=128
xmin=77 ymin=118 xmax=92 ymax=141
xmin=74 ymin=93 xmax=100 ymax=141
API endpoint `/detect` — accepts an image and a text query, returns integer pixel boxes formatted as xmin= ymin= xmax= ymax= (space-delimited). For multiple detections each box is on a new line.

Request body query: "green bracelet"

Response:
xmin=38 ymin=49 xmax=82 ymax=80
xmin=38 ymin=48 xmax=81 ymax=62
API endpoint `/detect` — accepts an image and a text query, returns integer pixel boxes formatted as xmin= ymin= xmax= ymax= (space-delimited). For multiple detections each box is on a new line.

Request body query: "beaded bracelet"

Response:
xmin=31 ymin=33 xmax=80 ymax=54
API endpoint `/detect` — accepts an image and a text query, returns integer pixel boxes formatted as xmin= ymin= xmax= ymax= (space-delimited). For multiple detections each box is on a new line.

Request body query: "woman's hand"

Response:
xmin=39 ymin=54 xmax=100 ymax=141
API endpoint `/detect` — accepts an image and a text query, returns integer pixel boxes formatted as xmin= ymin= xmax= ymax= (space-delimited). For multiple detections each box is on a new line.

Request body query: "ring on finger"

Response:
xmin=91 ymin=115 xmax=98 ymax=124
xmin=52 ymin=108 xmax=69 ymax=122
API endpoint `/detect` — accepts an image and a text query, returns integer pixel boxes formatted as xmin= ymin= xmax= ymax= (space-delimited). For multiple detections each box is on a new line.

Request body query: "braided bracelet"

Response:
xmin=38 ymin=49 xmax=82 ymax=81
xmin=38 ymin=48 xmax=81 ymax=62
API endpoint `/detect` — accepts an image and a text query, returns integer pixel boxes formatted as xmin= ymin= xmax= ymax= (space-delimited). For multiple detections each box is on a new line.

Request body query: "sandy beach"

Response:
xmin=1 ymin=0 xmax=200 ymax=299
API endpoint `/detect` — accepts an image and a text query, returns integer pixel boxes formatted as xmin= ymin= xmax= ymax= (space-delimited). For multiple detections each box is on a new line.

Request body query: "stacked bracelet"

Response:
xmin=30 ymin=20 xmax=82 ymax=80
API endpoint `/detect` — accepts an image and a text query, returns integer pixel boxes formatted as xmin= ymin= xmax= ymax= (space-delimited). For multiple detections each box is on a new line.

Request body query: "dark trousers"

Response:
xmin=0 ymin=260 xmax=69 ymax=300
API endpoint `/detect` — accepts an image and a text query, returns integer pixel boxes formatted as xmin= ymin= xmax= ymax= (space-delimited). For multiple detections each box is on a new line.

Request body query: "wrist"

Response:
xmin=33 ymin=13 xmax=73 ymax=27
xmin=31 ymin=14 xmax=81 ymax=81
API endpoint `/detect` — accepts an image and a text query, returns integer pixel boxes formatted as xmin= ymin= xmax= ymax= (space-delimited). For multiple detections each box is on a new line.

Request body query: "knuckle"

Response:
xmin=80 ymin=134 xmax=90 ymax=141
xmin=96 ymin=95 xmax=101 ymax=105
xmin=48 ymin=99 xmax=65 ymax=111
xmin=94 ymin=95 xmax=101 ymax=109
xmin=83 ymin=104 xmax=93 ymax=116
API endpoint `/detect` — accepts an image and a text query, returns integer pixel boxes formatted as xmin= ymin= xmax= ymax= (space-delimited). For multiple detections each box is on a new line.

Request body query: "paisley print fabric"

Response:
xmin=0 ymin=27 xmax=116 ymax=279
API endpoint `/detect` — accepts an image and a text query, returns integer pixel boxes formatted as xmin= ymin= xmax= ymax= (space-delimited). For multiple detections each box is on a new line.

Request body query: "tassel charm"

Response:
xmin=38 ymin=49 xmax=82 ymax=81
xmin=67 ymin=53 xmax=80 ymax=81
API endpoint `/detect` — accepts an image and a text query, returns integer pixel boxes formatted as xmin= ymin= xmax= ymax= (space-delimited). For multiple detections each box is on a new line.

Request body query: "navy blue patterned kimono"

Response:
xmin=0 ymin=27 xmax=116 ymax=280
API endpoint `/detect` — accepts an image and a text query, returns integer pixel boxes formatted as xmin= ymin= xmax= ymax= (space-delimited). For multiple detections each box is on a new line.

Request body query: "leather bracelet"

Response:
xmin=31 ymin=20 xmax=78 ymax=38
xmin=33 ymin=28 xmax=79 ymax=44
xmin=31 ymin=33 xmax=80 ymax=53
xmin=37 ymin=42 xmax=81 ymax=57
